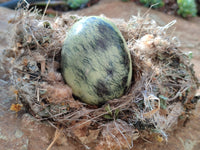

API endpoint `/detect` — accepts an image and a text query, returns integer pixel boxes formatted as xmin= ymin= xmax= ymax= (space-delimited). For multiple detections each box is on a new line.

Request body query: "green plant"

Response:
xmin=67 ymin=0 xmax=89 ymax=9
xmin=177 ymin=0 xmax=197 ymax=17
xmin=104 ymin=104 xmax=120 ymax=120
xmin=185 ymin=51 xmax=193 ymax=60
xmin=139 ymin=0 xmax=164 ymax=8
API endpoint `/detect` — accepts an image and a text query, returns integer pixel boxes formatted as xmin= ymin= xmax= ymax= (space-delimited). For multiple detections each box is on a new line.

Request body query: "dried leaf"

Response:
xmin=156 ymin=135 xmax=164 ymax=143
xmin=10 ymin=104 xmax=23 ymax=112
xmin=143 ymin=107 xmax=160 ymax=118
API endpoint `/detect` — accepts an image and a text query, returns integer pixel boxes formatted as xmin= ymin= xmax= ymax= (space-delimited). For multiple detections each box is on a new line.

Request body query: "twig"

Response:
xmin=114 ymin=121 xmax=132 ymax=149
xmin=141 ymin=3 xmax=161 ymax=19
xmin=37 ymin=88 xmax=40 ymax=102
xmin=46 ymin=127 xmax=63 ymax=150
xmin=42 ymin=0 xmax=51 ymax=20
xmin=168 ymin=87 xmax=189 ymax=101
xmin=66 ymin=98 xmax=132 ymax=131
xmin=141 ymin=136 xmax=152 ymax=143
xmin=106 ymin=124 xmax=122 ymax=149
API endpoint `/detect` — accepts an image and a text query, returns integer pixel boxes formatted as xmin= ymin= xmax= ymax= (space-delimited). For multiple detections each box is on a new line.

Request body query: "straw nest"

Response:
xmin=2 ymin=8 xmax=199 ymax=150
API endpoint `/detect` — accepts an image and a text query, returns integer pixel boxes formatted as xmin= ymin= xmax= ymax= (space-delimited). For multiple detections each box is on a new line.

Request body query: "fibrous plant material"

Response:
xmin=2 ymin=8 xmax=199 ymax=150
xmin=96 ymin=120 xmax=139 ymax=150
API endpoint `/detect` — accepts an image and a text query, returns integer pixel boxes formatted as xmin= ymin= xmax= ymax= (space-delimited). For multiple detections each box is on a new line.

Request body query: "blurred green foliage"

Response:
xmin=139 ymin=0 xmax=164 ymax=8
xmin=67 ymin=0 xmax=89 ymax=9
xmin=177 ymin=0 xmax=197 ymax=17
xmin=104 ymin=104 xmax=120 ymax=120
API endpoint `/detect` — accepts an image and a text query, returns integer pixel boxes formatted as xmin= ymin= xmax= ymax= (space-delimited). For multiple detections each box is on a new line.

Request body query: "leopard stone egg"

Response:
xmin=61 ymin=16 xmax=132 ymax=105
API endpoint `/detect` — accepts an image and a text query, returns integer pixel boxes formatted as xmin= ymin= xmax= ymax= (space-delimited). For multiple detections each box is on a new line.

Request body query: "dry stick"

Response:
xmin=168 ymin=87 xmax=189 ymax=101
xmin=105 ymin=124 xmax=122 ymax=148
xmin=140 ymin=136 xmax=152 ymax=143
xmin=46 ymin=127 xmax=63 ymax=150
xmin=141 ymin=2 xmax=160 ymax=19
xmin=159 ymin=20 xmax=177 ymax=31
xmin=37 ymin=88 xmax=40 ymax=102
xmin=169 ymin=30 xmax=176 ymax=42
xmin=114 ymin=121 xmax=132 ymax=149
xmin=21 ymin=0 xmax=30 ymax=8
xmin=40 ymin=95 xmax=130 ymax=122
xmin=25 ymin=26 xmax=46 ymax=51
xmin=42 ymin=0 xmax=51 ymax=20
xmin=48 ymin=120 xmax=58 ymax=129
xmin=66 ymin=97 xmax=133 ymax=131
xmin=109 ymin=131 xmax=122 ymax=148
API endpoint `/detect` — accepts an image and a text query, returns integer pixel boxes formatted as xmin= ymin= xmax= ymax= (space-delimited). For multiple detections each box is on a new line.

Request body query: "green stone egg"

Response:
xmin=61 ymin=16 xmax=132 ymax=105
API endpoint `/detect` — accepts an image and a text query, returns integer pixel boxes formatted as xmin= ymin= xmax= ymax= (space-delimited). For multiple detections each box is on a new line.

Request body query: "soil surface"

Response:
xmin=0 ymin=0 xmax=200 ymax=150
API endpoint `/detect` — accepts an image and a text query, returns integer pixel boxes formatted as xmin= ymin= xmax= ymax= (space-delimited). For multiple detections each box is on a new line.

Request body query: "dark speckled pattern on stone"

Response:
xmin=61 ymin=16 xmax=132 ymax=105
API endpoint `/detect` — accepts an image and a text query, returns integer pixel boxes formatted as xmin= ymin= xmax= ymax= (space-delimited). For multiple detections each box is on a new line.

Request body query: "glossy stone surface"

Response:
xmin=61 ymin=16 xmax=132 ymax=105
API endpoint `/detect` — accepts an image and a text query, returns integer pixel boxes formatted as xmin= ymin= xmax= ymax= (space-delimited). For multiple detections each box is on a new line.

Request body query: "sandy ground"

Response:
xmin=0 ymin=0 xmax=200 ymax=150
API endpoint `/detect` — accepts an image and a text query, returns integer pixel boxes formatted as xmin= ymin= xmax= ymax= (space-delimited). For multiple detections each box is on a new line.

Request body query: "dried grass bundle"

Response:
xmin=2 ymin=8 xmax=199 ymax=150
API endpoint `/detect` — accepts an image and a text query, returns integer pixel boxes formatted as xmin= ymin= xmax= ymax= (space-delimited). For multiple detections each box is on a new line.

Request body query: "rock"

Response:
xmin=62 ymin=16 xmax=132 ymax=105
xmin=0 ymin=128 xmax=7 ymax=140
xmin=15 ymin=129 xmax=24 ymax=138
xmin=0 ymin=7 xmax=15 ymax=50
xmin=0 ymin=114 xmax=29 ymax=150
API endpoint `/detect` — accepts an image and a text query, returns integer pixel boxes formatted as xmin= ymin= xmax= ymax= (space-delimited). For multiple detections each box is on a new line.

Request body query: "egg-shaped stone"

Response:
xmin=61 ymin=16 xmax=132 ymax=105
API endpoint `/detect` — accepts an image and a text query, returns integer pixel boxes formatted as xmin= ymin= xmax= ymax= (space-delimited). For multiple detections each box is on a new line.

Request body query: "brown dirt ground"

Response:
xmin=0 ymin=0 xmax=200 ymax=150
